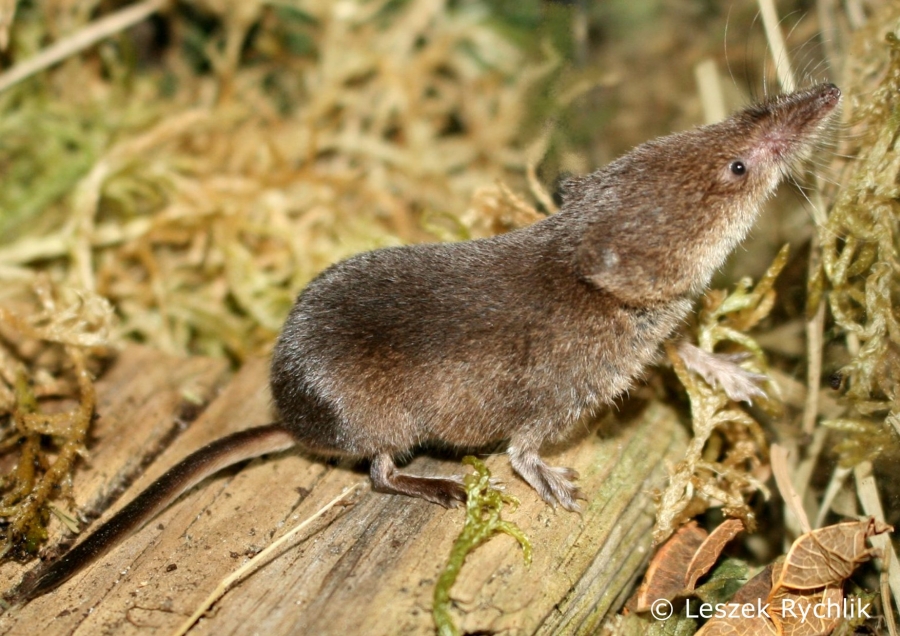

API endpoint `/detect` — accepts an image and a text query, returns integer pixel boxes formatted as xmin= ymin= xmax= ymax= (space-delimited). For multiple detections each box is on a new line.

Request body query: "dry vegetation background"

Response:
xmin=0 ymin=0 xmax=897 ymax=634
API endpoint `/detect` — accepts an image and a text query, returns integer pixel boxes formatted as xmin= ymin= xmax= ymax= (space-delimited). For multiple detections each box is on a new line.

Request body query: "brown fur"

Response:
xmin=271 ymin=83 xmax=841 ymax=510
xmin=8 ymin=84 xmax=840 ymax=606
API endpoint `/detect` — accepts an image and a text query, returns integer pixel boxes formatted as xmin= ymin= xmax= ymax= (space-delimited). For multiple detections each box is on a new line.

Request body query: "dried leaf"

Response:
xmin=691 ymin=519 xmax=889 ymax=636
xmin=685 ymin=519 xmax=746 ymax=592
xmin=694 ymin=611 xmax=778 ymax=636
xmin=775 ymin=518 xmax=892 ymax=591
xmin=692 ymin=560 xmax=751 ymax=606
xmin=769 ymin=585 xmax=844 ymax=636
xmin=730 ymin=563 xmax=777 ymax=605
xmin=635 ymin=521 xmax=707 ymax=611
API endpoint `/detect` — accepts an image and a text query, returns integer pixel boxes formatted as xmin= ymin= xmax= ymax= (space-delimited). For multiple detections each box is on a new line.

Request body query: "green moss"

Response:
xmin=821 ymin=16 xmax=900 ymax=466
xmin=432 ymin=456 xmax=531 ymax=636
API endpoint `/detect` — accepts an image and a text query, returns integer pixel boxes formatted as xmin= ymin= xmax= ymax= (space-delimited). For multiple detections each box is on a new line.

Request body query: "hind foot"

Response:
xmin=370 ymin=454 xmax=466 ymax=508
xmin=508 ymin=447 xmax=584 ymax=511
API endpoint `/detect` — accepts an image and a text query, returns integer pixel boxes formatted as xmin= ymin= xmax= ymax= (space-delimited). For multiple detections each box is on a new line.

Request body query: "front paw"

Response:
xmin=539 ymin=466 xmax=584 ymax=512
xmin=677 ymin=341 xmax=767 ymax=404
xmin=508 ymin=449 xmax=585 ymax=512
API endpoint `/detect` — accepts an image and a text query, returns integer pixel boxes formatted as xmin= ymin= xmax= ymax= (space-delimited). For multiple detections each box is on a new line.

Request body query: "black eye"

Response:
xmin=730 ymin=160 xmax=747 ymax=176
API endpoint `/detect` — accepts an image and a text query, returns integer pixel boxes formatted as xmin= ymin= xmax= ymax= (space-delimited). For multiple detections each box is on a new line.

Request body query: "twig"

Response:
xmin=803 ymin=238 xmax=826 ymax=435
xmin=813 ymin=464 xmax=851 ymax=529
xmin=844 ymin=0 xmax=866 ymax=29
xmin=760 ymin=0 xmax=826 ymax=438
xmin=694 ymin=58 xmax=726 ymax=125
xmin=526 ymin=162 xmax=555 ymax=215
xmin=757 ymin=0 xmax=796 ymax=92
xmin=0 ymin=0 xmax=17 ymax=51
xmin=884 ymin=564 xmax=898 ymax=636
xmin=0 ymin=0 xmax=168 ymax=94
xmin=815 ymin=0 xmax=841 ymax=74
xmin=171 ymin=483 xmax=364 ymax=636
xmin=792 ymin=426 xmax=827 ymax=523
xmin=854 ymin=462 xmax=900 ymax=618
xmin=771 ymin=443 xmax=811 ymax=535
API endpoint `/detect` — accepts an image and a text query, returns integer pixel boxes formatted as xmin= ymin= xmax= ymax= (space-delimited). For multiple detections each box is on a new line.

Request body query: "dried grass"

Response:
xmin=0 ymin=2 xmax=897 ymax=629
xmin=0 ymin=0 xmax=556 ymax=557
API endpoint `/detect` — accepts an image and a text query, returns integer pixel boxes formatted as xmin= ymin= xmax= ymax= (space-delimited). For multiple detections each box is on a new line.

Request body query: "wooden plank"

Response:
xmin=0 ymin=348 xmax=688 ymax=635
xmin=74 ymin=346 xmax=232 ymax=519
xmin=0 ymin=346 xmax=231 ymax=631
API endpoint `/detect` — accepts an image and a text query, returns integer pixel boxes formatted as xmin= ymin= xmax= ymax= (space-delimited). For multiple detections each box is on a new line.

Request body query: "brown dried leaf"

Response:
xmin=695 ymin=609 xmax=778 ymax=636
xmin=775 ymin=518 xmax=892 ymax=591
xmin=689 ymin=515 xmax=888 ymax=636
xmin=634 ymin=521 xmax=706 ymax=611
xmin=730 ymin=562 xmax=777 ymax=605
xmin=685 ymin=519 xmax=745 ymax=592
xmin=696 ymin=561 xmax=844 ymax=636
xmin=770 ymin=585 xmax=844 ymax=636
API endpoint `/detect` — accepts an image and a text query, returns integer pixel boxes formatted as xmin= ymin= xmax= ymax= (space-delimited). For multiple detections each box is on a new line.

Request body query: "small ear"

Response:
xmin=551 ymin=172 xmax=575 ymax=207
xmin=557 ymin=174 xmax=589 ymax=207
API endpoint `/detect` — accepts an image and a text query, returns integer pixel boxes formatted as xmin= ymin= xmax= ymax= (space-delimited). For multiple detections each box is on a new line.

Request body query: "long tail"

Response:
xmin=7 ymin=423 xmax=296 ymax=605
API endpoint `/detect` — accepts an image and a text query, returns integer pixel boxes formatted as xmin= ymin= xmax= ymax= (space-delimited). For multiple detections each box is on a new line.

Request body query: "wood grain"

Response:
xmin=0 ymin=346 xmax=688 ymax=635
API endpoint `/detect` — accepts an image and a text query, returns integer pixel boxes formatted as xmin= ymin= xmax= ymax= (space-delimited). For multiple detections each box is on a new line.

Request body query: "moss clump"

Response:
xmin=433 ymin=456 xmax=531 ymax=636
xmin=819 ymin=9 xmax=900 ymax=467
